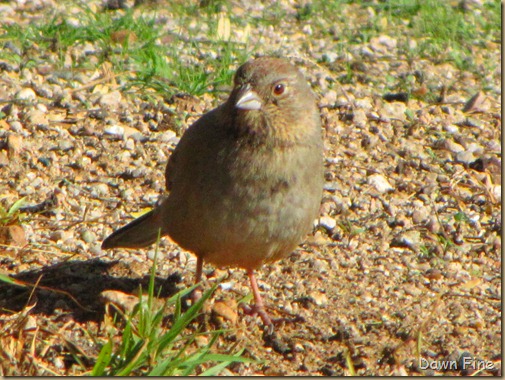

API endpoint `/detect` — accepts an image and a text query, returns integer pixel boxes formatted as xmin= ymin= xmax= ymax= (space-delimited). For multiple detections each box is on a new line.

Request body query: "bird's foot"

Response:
xmin=241 ymin=303 xmax=306 ymax=334
xmin=240 ymin=303 xmax=275 ymax=333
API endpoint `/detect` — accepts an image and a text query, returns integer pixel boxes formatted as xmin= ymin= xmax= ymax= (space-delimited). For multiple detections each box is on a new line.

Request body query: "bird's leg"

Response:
xmin=243 ymin=268 xmax=273 ymax=329
xmin=191 ymin=256 xmax=203 ymax=304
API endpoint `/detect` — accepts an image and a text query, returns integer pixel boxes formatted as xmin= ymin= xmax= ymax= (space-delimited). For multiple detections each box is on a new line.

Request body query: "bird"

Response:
xmin=102 ymin=56 xmax=324 ymax=329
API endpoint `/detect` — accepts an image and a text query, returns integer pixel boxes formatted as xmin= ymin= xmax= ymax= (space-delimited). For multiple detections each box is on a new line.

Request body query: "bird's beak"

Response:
xmin=235 ymin=85 xmax=262 ymax=110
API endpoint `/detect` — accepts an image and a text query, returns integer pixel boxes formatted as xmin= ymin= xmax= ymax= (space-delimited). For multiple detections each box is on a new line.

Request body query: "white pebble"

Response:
xmin=92 ymin=183 xmax=109 ymax=197
xmin=368 ymin=173 xmax=394 ymax=193
xmin=444 ymin=124 xmax=459 ymax=134
xmin=319 ymin=215 xmax=337 ymax=231
xmin=16 ymin=88 xmax=36 ymax=101
xmin=125 ymin=138 xmax=135 ymax=150
xmin=99 ymin=90 xmax=122 ymax=107
xmin=9 ymin=121 xmax=23 ymax=132
xmin=219 ymin=281 xmax=235 ymax=290
xmin=378 ymin=35 xmax=397 ymax=49
xmin=159 ymin=130 xmax=176 ymax=143
xmin=492 ymin=185 xmax=501 ymax=202
xmin=36 ymin=103 xmax=48 ymax=112
xmin=104 ymin=125 xmax=125 ymax=136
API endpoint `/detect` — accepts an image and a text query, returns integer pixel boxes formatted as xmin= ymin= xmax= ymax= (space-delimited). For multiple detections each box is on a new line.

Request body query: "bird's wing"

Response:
xmin=165 ymin=105 xmax=226 ymax=191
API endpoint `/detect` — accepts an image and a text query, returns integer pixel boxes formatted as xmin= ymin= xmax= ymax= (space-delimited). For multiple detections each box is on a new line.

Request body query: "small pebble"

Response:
xmin=123 ymin=126 xmax=142 ymax=140
xmin=456 ymin=150 xmax=476 ymax=165
xmin=125 ymin=138 xmax=135 ymax=150
xmin=104 ymin=125 xmax=125 ymax=136
xmin=368 ymin=173 xmax=394 ymax=193
xmin=159 ymin=130 xmax=177 ymax=143
xmin=310 ymin=291 xmax=328 ymax=306
xmin=319 ymin=215 xmax=337 ymax=231
xmin=445 ymin=139 xmax=465 ymax=153
xmin=50 ymin=231 xmax=70 ymax=242
xmin=381 ymin=102 xmax=406 ymax=120
xmin=399 ymin=230 xmax=421 ymax=248
xmin=91 ymin=183 xmax=109 ymax=197
xmin=9 ymin=121 xmax=24 ymax=132
xmin=23 ymin=315 xmax=37 ymax=331
xmin=58 ymin=140 xmax=74 ymax=151
xmin=411 ymin=209 xmax=425 ymax=224
xmin=16 ymin=88 xmax=36 ymax=101
xmin=99 ymin=90 xmax=122 ymax=108
xmin=444 ymin=124 xmax=459 ymax=133
xmin=212 ymin=300 xmax=238 ymax=324
xmin=27 ymin=109 xmax=49 ymax=126
xmin=0 ymin=225 xmax=27 ymax=247
xmin=7 ymin=134 xmax=23 ymax=155
xmin=53 ymin=357 xmax=65 ymax=370
xmin=80 ymin=229 xmax=96 ymax=243
xmin=377 ymin=35 xmax=397 ymax=49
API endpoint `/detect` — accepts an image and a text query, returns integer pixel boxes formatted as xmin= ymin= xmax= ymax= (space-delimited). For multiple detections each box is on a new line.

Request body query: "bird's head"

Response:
xmin=227 ymin=57 xmax=320 ymax=144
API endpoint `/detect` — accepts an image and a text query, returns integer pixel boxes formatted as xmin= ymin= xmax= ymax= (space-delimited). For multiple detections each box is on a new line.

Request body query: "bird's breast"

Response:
xmin=164 ymin=137 xmax=323 ymax=268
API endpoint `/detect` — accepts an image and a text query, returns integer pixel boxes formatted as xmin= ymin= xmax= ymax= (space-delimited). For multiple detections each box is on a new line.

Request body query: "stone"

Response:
xmin=368 ymin=173 xmax=394 ymax=193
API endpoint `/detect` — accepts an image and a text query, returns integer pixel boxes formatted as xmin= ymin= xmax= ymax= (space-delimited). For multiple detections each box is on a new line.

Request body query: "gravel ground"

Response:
xmin=0 ymin=0 xmax=501 ymax=376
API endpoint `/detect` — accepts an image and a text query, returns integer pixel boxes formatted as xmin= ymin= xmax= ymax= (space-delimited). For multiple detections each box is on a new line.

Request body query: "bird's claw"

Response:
xmin=240 ymin=303 xmax=275 ymax=333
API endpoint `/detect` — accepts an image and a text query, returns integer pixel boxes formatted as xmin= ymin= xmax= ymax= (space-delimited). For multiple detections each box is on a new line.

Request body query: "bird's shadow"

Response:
xmin=0 ymin=258 xmax=183 ymax=323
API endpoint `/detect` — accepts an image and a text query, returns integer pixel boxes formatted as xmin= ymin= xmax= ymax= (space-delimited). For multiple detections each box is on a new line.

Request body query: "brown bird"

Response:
xmin=102 ymin=57 xmax=324 ymax=328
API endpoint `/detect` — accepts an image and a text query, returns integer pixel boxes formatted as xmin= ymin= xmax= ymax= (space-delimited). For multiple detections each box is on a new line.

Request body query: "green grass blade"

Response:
xmin=116 ymin=339 xmax=149 ymax=376
xmin=91 ymin=339 xmax=113 ymax=376
xmin=156 ymin=284 xmax=217 ymax=354
xmin=7 ymin=197 xmax=27 ymax=217
xmin=0 ymin=273 xmax=22 ymax=286
xmin=199 ymin=352 xmax=253 ymax=376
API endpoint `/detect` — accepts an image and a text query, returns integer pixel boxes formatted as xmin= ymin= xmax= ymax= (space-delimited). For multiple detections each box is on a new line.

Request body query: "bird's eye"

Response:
xmin=273 ymin=83 xmax=285 ymax=96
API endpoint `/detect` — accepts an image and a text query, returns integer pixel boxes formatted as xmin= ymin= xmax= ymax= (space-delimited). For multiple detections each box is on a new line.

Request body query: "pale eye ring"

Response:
xmin=273 ymin=83 xmax=285 ymax=96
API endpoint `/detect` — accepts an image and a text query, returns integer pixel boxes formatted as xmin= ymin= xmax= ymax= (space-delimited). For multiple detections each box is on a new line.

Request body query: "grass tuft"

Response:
xmin=90 ymin=243 xmax=251 ymax=376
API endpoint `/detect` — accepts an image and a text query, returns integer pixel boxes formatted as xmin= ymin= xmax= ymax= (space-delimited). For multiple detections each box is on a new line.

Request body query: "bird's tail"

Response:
xmin=101 ymin=209 xmax=165 ymax=249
